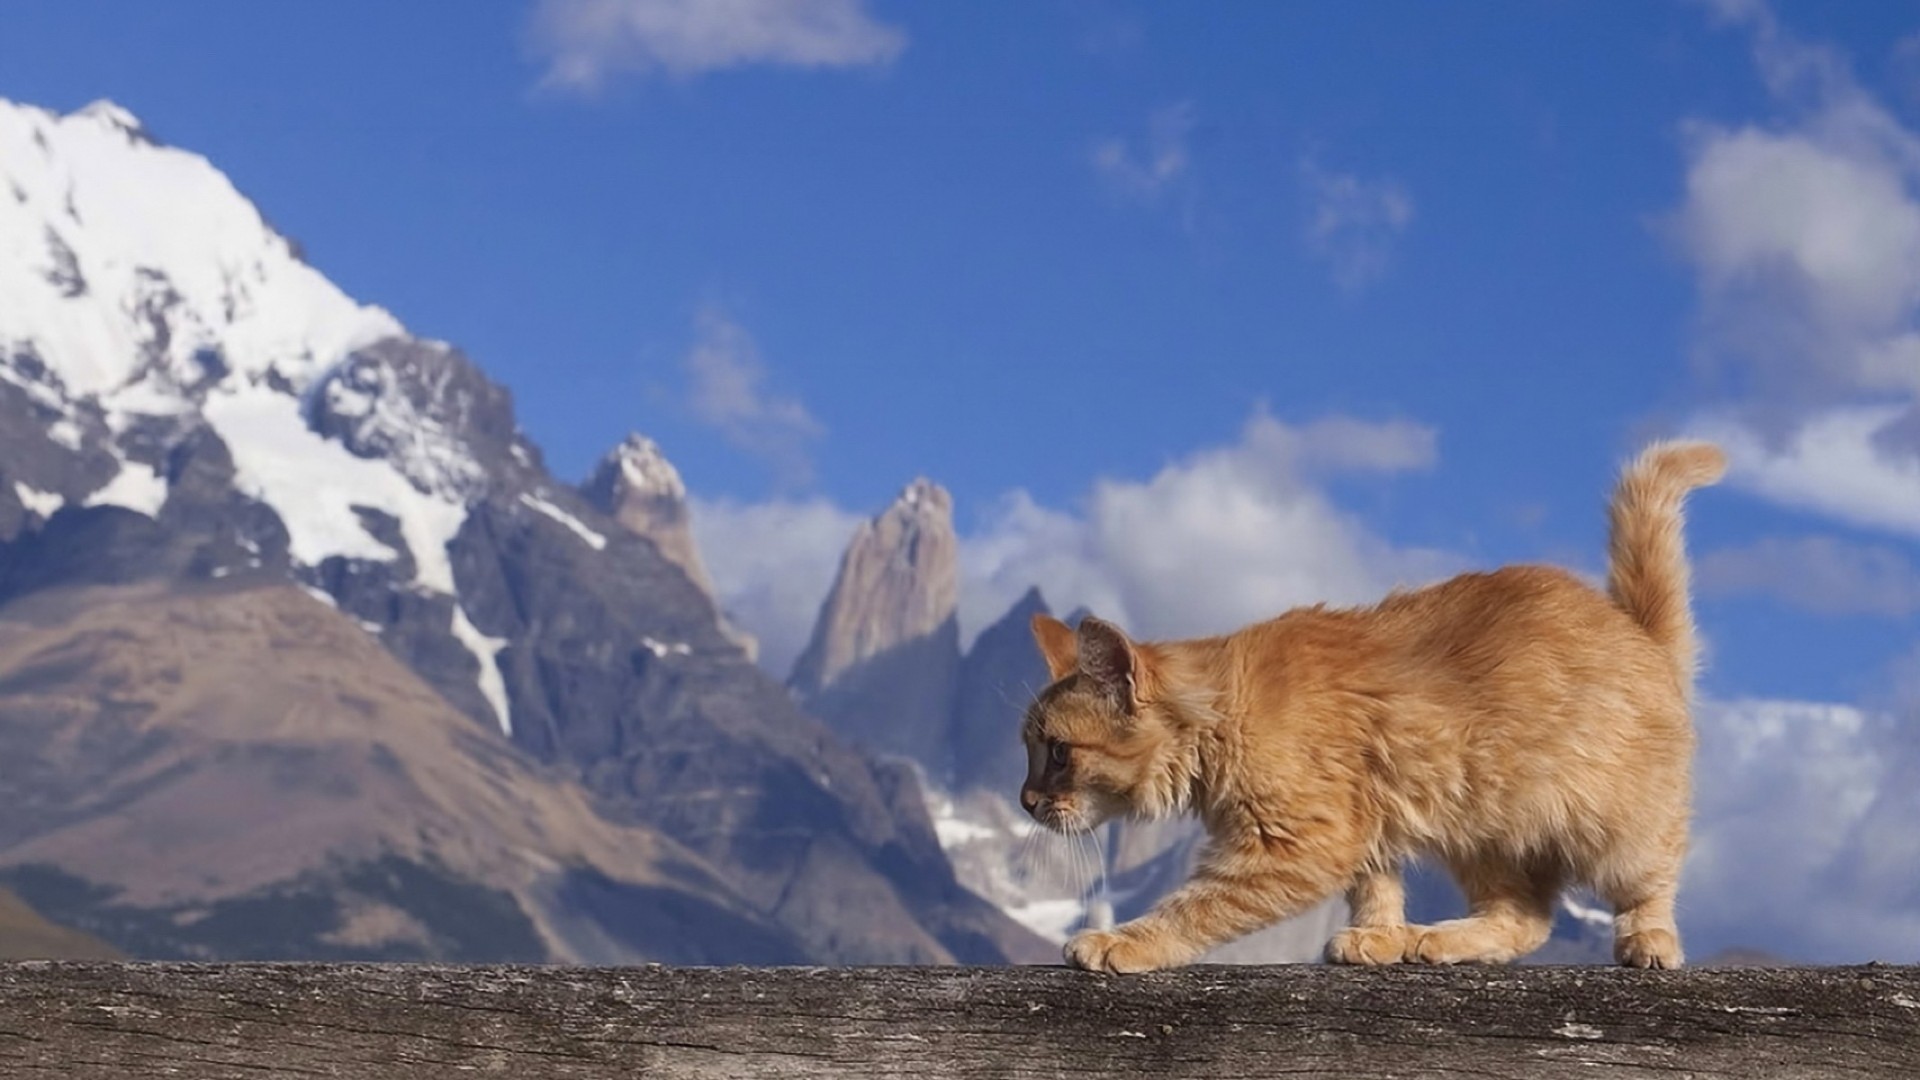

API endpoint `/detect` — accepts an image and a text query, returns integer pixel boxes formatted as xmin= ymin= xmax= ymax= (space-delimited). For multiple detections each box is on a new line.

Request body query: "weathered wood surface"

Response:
xmin=0 ymin=962 xmax=1915 ymax=1079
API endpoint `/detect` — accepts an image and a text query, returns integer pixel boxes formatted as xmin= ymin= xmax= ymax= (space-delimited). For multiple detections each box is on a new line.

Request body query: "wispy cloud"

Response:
xmin=1300 ymin=159 xmax=1415 ymax=293
xmin=1091 ymin=103 xmax=1196 ymax=203
xmin=1691 ymin=406 xmax=1920 ymax=539
xmin=681 ymin=308 xmax=824 ymax=488
xmin=1699 ymin=533 xmax=1920 ymax=617
xmin=1670 ymin=1 xmax=1920 ymax=538
xmin=528 ymin=0 xmax=905 ymax=90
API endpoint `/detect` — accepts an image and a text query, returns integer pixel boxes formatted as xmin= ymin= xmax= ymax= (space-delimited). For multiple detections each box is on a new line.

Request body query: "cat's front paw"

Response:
xmin=1614 ymin=929 xmax=1683 ymax=969
xmin=1325 ymin=924 xmax=1413 ymax=965
xmin=1064 ymin=927 xmax=1173 ymax=974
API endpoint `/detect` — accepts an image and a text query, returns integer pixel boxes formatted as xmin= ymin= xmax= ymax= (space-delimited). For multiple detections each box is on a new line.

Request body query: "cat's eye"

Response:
xmin=1048 ymin=741 xmax=1070 ymax=768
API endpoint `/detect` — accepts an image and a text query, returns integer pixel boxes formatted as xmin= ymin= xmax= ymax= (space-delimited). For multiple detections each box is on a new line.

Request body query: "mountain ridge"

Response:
xmin=0 ymin=95 xmax=1045 ymax=966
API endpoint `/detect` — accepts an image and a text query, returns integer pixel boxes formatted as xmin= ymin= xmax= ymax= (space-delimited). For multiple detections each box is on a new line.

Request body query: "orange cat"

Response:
xmin=1019 ymin=440 xmax=1725 ymax=972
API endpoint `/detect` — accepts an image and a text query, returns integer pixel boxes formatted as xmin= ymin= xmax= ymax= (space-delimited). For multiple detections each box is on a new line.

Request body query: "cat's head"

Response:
xmin=1018 ymin=613 xmax=1185 ymax=832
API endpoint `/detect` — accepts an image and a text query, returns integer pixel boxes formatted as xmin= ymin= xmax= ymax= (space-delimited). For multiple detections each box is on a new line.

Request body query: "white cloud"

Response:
xmin=1699 ymin=533 xmax=1920 ymax=617
xmin=529 ymin=0 xmax=905 ymax=90
xmin=1670 ymin=1 xmax=1920 ymax=540
xmin=1300 ymin=160 xmax=1415 ymax=293
xmin=959 ymin=412 xmax=1452 ymax=642
xmin=1091 ymin=103 xmax=1196 ymax=202
xmin=1690 ymin=406 xmax=1920 ymax=538
xmin=1684 ymin=696 xmax=1920 ymax=961
xmin=681 ymin=308 xmax=824 ymax=488
xmin=693 ymin=409 xmax=1456 ymax=680
xmin=1676 ymin=122 xmax=1920 ymax=397
xmin=688 ymin=494 xmax=862 ymax=676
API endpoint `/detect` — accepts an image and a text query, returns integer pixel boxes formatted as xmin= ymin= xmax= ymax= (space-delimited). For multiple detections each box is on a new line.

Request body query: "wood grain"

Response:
xmin=0 ymin=962 xmax=1914 ymax=1078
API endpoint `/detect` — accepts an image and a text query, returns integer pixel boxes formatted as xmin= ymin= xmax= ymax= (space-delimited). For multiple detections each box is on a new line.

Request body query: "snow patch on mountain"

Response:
xmin=83 ymin=457 xmax=167 ymax=516
xmin=13 ymin=482 xmax=62 ymax=518
xmin=1560 ymin=893 xmax=1615 ymax=932
xmin=520 ymin=492 xmax=607 ymax=551
xmin=298 ymin=584 xmax=339 ymax=610
xmin=923 ymin=784 xmax=1098 ymax=945
xmin=45 ymin=417 xmax=84 ymax=451
xmin=450 ymin=605 xmax=512 ymax=735
xmin=315 ymin=350 xmax=489 ymax=499
xmin=204 ymin=383 xmax=468 ymax=592
xmin=641 ymin=637 xmax=692 ymax=658
xmin=609 ymin=435 xmax=687 ymax=501
xmin=928 ymin=790 xmax=1028 ymax=847
xmin=1006 ymin=899 xmax=1086 ymax=943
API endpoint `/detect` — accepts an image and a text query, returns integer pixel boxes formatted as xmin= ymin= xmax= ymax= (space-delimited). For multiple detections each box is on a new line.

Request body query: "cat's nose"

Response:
xmin=1020 ymin=787 xmax=1041 ymax=815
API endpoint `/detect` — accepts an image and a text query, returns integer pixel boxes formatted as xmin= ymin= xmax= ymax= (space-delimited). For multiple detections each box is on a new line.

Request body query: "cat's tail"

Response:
xmin=1605 ymin=439 xmax=1726 ymax=684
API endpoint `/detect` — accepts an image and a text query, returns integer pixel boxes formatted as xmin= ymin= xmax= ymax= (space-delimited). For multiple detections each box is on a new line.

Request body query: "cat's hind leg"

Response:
xmin=1326 ymin=862 xmax=1414 ymax=965
xmin=1408 ymin=853 xmax=1559 ymax=964
xmin=1595 ymin=826 xmax=1687 ymax=969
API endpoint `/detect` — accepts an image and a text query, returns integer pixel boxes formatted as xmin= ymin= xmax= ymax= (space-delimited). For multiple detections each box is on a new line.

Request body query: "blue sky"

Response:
xmin=4 ymin=0 xmax=1919 ymax=957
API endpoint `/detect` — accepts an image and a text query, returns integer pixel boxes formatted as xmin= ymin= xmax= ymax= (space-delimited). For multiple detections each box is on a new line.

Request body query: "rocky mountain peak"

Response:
xmin=789 ymin=477 xmax=961 ymax=767
xmin=790 ymin=477 xmax=959 ymax=697
xmin=896 ymin=476 xmax=945 ymax=512
xmin=74 ymin=100 xmax=154 ymax=145
xmin=307 ymin=339 xmax=518 ymax=502
xmin=578 ymin=432 xmax=755 ymax=660
xmin=605 ymin=434 xmax=686 ymax=501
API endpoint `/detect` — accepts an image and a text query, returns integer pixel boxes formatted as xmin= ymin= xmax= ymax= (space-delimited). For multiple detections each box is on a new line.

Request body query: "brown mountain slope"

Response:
xmin=0 ymin=579 xmax=804 ymax=963
xmin=0 ymin=886 xmax=119 ymax=959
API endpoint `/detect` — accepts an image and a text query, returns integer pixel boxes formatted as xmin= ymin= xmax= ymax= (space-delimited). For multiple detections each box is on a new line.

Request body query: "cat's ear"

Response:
xmin=1075 ymin=616 xmax=1139 ymax=711
xmin=1030 ymin=614 xmax=1078 ymax=681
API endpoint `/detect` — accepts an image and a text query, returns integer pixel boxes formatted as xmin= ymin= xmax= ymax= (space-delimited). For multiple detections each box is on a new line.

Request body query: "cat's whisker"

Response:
xmin=1063 ymin=826 xmax=1084 ymax=902
xmin=1092 ymin=822 xmax=1112 ymax=915
xmin=1015 ymin=826 xmax=1042 ymax=884
xmin=1040 ymin=832 xmax=1065 ymax=894
xmin=1072 ymin=826 xmax=1096 ymax=909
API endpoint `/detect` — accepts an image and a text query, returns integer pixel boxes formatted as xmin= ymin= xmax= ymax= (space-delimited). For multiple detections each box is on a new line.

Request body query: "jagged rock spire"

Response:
xmin=582 ymin=433 xmax=756 ymax=661
xmin=790 ymin=478 xmax=960 ymax=767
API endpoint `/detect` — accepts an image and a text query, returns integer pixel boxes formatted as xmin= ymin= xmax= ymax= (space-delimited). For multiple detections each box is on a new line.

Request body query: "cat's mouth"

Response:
xmin=1033 ymin=795 xmax=1113 ymax=834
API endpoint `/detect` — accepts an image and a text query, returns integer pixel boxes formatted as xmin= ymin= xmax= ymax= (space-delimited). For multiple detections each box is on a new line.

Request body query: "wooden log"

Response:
xmin=0 ymin=961 xmax=1914 ymax=1078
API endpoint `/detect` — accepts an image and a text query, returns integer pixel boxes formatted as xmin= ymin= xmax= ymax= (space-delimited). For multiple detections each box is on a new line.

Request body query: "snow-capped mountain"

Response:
xmin=0 ymin=99 xmax=551 ymax=732
xmin=0 ymin=98 xmax=1045 ymax=966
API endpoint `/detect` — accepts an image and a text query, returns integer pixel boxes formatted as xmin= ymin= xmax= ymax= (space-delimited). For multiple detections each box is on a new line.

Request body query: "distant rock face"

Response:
xmin=790 ymin=479 xmax=961 ymax=767
xmin=581 ymin=434 xmax=756 ymax=661
xmin=307 ymin=338 xmax=530 ymax=501
xmin=949 ymin=586 xmax=1051 ymax=794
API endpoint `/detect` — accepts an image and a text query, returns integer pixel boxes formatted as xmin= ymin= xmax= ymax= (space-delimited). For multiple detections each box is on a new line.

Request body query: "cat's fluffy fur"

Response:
xmin=1018 ymin=440 xmax=1726 ymax=972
